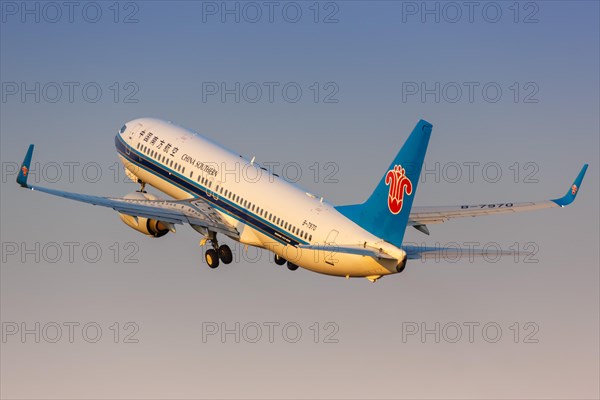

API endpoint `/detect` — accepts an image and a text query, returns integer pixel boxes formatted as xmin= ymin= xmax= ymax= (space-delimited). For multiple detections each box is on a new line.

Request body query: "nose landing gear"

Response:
xmin=136 ymin=179 xmax=147 ymax=193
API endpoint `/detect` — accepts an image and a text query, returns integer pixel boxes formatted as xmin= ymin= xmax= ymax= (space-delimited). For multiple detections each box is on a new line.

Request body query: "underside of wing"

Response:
xmin=28 ymin=185 xmax=240 ymax=238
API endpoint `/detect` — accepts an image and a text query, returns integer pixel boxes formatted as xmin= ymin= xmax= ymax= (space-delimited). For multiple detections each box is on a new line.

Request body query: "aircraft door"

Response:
xmin=125 ymin=123 xmax=143 ymax=156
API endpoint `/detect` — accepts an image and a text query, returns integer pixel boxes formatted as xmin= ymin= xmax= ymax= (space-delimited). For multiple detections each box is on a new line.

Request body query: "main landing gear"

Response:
xmin=273 ymin=254 xmax=299 ymax=271
xmin=202 ymin=232 xmax=232 ymax=269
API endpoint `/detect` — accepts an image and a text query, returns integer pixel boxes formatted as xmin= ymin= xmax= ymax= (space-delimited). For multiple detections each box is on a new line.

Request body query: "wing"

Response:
xmin=15 ymin=145 xmax=239 ymax=238
xmin=408 ymin=164 xmax=588 ymax=232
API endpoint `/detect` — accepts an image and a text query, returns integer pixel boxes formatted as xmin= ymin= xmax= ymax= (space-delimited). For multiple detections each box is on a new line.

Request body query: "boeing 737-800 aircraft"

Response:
xmin=16 ymin=119 xmax=587 ymax=282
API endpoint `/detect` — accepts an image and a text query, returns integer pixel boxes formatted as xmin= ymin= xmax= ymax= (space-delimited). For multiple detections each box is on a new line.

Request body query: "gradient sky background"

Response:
xmin=1 ymin=1 xmax=599 ymax=399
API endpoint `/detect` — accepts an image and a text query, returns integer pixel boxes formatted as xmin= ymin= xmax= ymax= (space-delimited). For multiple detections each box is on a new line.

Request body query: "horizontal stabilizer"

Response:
xmin=403 ymin=245 xmax=531 ymax=261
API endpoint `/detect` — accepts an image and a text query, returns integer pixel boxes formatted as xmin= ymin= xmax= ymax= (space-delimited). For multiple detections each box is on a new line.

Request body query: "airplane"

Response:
xmin=16 ymin=118 xmax=588 ymax=282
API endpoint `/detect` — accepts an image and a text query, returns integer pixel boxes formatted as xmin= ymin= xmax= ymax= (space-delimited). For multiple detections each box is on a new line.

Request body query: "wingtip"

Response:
xmin=551 ymin=163 xmax=588 ymax=207
xmin=16 ymin=144 xmax=34 ymax=188
xmin=416 ymin=119 xmax=433 ymax=136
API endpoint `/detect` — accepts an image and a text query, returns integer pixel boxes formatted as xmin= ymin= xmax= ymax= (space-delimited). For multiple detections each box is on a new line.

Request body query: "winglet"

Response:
xmin=16 ymin=144 xmax=34 ymax=188
xmin=552 ymin=164 xmax=588 ymax=207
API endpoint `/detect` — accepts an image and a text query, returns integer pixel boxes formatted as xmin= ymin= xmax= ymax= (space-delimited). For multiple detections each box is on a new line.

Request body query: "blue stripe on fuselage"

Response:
xmin=114 ymin=135 xmax=304 ymax=247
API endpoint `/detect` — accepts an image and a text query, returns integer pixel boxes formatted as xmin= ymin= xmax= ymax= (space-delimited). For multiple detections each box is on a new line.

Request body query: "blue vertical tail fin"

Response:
xmin=335 ymin=120 xmax=432 ymax=248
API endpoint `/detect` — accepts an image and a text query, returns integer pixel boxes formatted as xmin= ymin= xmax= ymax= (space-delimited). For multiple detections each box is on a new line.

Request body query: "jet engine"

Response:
xmin=118 ymin=192 xmax=175 ymax=238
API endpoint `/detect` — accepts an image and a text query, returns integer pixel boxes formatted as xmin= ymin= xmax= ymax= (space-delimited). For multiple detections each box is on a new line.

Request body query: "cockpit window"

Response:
xmin=120 ymin=125 xmax=127 ymax=134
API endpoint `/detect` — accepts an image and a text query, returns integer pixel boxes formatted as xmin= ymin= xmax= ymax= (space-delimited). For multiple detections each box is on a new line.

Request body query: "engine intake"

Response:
xmin=118 ymin=192 xmax=174 ymax=237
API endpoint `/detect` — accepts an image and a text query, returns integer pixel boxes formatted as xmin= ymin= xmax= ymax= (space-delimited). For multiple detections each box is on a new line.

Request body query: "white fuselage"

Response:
xmin=116 ymin=118 xmax=406 ymax=278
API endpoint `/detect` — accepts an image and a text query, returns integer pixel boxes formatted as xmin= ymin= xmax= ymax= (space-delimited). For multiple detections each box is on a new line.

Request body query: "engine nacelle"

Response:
xmin=118 ymin=192 xmax=174 ymax=238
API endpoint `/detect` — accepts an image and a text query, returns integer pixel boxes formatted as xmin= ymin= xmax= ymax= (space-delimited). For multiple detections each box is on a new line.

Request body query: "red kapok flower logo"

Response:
xmin=571 ymin=184 xmax=578 ymax=195
xmin=21 ymin=165 xmax=28 ymax=177
xmin=385 ymin=165 xmax=413 ymax=214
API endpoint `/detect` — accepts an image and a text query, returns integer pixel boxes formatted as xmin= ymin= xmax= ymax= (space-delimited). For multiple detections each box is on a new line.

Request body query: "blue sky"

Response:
xmin=1 ymin=1 xmax=599 ymax=398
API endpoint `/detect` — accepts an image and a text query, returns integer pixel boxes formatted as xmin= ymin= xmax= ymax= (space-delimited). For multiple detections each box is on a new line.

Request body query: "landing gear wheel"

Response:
xmin=205 ymin=249 xmax=220 ymax=269
xmin=274 ymin=255 xmax=287 ymax=266
xmin=287 ymin=261 xmax=299 ymax=271
xmin=218 ymin=245 xmax=233 ymax=264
